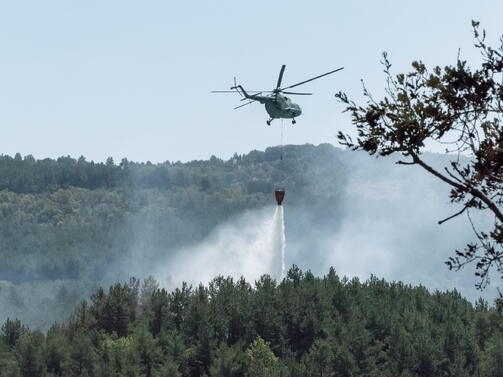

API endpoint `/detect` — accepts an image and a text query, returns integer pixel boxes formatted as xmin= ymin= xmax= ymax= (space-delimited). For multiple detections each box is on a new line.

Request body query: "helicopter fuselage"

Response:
xmin=246 ymin=92 xmax=302 ymax=119
xmin=264 ymin=96 xmax=301 ymax=119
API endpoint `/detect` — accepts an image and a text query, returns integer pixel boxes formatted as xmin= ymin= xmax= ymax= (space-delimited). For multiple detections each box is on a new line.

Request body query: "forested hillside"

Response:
xmin=1 ymin=269 xmax=502 ymax=377
xmin=0 ymin=144 xmax=348 ymax=328
xmin=0 ymin=145 xmax=343 ymax=284
xmin=0 ymin=144 xmax=494 ymax=330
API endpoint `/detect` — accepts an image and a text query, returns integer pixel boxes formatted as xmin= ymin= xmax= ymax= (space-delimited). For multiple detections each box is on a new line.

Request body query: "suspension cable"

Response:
xmin=280 ymin=119 xmax=284 ymax=162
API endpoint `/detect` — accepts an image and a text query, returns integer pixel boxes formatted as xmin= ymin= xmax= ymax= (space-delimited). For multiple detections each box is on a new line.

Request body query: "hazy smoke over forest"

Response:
xmin=152 ymin=206 xmax=285 ymax=287
xmin=116 ymin=149 xmax=498 ymax=302
xmin=0 ymin=145 xmax=498 ymax=330
xmin=324 ymin=160 xmax=495 ymax=300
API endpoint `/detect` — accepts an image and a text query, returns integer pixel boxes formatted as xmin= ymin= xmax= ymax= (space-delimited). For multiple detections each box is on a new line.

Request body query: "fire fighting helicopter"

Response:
xmin=212 ymin=65 xmax=343 ymax=125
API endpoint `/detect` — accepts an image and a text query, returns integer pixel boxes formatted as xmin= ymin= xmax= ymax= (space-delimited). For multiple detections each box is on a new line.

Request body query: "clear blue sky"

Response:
xmin=0 ymin=0 xmax=501 ymax=162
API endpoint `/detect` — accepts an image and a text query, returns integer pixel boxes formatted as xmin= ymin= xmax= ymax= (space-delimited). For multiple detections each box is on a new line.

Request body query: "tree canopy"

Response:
xmin=2 ymin=270 xmax=503 ymax=377
xmin=336 ymin=21 xmax=503 ymax=291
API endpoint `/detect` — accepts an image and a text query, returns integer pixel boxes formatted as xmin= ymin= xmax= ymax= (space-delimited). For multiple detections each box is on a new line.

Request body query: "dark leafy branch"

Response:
xmin=336 ymin=21 xmax=503 ymax=289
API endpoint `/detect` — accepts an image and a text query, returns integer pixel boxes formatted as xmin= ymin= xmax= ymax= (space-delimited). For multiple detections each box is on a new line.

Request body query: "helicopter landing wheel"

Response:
xmin=292 ymin=119 xmax=296 ymax=125
xmin=266 ymin=119 xmax=272 ymax=126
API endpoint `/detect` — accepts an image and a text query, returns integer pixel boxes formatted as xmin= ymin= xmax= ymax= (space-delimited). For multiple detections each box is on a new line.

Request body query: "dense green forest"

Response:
xmin=0 ymin=144 xmax=496 ymax=332
xmin=1 ymin=144 xmax=502 ymax=376
xmin=0 ymin=144 xmax=350 ymax=328
xmin=1 ymin=269 xmax=502 ymax=377
xmin=0 ymin=145 xmax=345 ymax=284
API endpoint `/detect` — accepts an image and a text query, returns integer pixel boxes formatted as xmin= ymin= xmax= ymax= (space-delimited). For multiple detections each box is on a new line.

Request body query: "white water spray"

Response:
xmin=272 ymin=205 xmax=286 ymax=280
xmin=154 ymin=205 xmax=287 ymax=287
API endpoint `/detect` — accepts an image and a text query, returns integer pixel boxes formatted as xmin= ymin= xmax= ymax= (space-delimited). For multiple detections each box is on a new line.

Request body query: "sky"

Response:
xmin=0 ymin=0 xmax=502 ymax=162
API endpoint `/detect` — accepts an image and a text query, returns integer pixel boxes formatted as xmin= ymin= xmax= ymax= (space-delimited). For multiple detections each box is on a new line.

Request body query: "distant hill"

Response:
xmin=0 ymin=144 xmax=496 ymax=329
xmin=0 ymin=144 xmax=344 ymax=283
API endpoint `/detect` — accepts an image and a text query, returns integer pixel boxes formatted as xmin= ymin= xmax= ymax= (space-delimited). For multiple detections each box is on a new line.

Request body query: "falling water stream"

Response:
xmin=272 ymin=205 xmax=286 ymax=280
xmin=279 ymin=205 xmax=286 ymax=279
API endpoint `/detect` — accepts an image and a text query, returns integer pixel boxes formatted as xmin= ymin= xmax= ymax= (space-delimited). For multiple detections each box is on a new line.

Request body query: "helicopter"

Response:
xmin=212 ymin=65 xmax=343 ymax=125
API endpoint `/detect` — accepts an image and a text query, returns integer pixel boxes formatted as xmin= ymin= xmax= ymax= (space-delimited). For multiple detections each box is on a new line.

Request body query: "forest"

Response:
xmin=1 ymin=144 xmax=353 ymax=328
xmin=0 ymin=145 xmax=495 ymax=325
xmin=1 ymin=269 xmax=502 ymax=377
xmin=0 ymin=144 xmax=345 ymax=285
xmin=1 ymin=144 xmax=501 ymax=376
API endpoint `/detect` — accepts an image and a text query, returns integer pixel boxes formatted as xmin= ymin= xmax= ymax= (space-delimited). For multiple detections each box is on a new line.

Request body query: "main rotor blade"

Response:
xmin=211 ymin=90 xmax=264 ymax=93
xmin=234 ymin=100 xmax=255 ymax=109
xmin=276 ymin=65 xmax=286 ymax=89
xmin=280 ymin=67 xmax=344 ymax=90
xmin=282 ymin=91 xmax=312 ymax=95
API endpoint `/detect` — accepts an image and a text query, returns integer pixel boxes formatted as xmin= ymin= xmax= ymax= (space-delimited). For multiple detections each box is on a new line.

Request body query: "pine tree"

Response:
xmin=244 ymin=337 xmax=282 ymax=377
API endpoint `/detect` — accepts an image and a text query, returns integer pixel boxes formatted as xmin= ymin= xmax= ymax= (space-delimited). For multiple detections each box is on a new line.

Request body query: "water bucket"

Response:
xmin=275 ymin=188 xmax=285 ymax=205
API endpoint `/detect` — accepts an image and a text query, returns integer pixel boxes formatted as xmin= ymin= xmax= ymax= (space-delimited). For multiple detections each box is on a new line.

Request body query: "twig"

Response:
xmin=438 ymin=205 xmax=469 ymax=225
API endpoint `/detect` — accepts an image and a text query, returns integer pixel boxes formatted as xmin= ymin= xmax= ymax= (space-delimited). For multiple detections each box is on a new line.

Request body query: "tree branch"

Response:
xmin=409 ymin=150 xmax=465 ymax=190
xmin=444 ymin=167 xmax=464 ymax=184
xmin=396 ymin=160 xmax=416 ymax=165
xmin=438 ymin=205 xmax=469 ymax=225
xmin=410 ymin=150 xmax=503 ymax=222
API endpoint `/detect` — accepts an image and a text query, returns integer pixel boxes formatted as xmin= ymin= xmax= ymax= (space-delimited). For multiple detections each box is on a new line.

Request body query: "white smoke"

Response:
xmin=154 ymin=206 xmax=285 ymax=288
xmin=299 ymin=155 xmax=500 ymax=301
xmin=125 ymin=148 xmax=499 ymax=303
